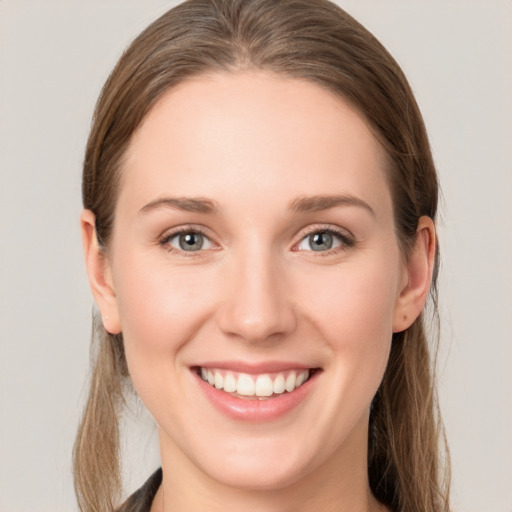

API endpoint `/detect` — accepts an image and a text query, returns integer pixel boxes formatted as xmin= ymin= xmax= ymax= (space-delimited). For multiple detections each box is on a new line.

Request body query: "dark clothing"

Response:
xmin=116 ymin=468 xmax=162 ymax=512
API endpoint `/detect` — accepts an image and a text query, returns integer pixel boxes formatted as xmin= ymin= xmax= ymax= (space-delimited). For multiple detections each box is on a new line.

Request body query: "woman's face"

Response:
xmin=92 ymin=71 xmax=415 ymax=490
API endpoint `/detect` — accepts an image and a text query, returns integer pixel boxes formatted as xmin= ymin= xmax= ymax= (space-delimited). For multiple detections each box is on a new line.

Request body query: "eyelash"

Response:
xmin=158 ymin=226 xmax=213 ymax=257
xmin=294 ymin=225 xmax=356 ymax=256
xmin=158 ymin=224 xmax=356 ymax=257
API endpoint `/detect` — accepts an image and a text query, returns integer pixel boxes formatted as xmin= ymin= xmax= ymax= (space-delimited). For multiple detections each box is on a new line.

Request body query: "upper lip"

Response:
xmin=193 ymin=361 xmax=317 ymax=374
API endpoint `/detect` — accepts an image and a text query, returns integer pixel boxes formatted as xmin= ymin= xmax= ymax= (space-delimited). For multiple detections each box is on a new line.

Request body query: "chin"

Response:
xmin=189 ymin=434 xmax=319 ymax=492
xmin=205 ymin=458 xmax=309 ymax=492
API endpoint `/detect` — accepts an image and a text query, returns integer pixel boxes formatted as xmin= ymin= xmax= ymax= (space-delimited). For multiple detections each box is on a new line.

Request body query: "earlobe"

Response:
xmin=392 ymin=216 xmax=436 ymax=333
xmin=80 ymin=209 xmax=122 ymax=334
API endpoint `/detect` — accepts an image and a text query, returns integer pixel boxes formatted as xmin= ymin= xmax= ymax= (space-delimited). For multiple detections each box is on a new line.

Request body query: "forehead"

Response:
xmin=120 ymin=71 xmax=392 ymax=219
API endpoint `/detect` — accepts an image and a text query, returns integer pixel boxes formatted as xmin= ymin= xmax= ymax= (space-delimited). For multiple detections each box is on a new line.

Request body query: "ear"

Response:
xmin=80 ymin=209 xmax=122 ymax=334
xmin=393 ymin=216 xmax=436 ymax=333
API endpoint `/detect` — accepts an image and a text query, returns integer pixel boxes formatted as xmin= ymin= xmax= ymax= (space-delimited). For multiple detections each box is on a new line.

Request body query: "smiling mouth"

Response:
xmin=194 ymin=367 xmax=318 ymax=400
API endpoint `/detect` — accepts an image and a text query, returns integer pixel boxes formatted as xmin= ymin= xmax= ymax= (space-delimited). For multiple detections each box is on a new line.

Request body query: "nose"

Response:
xmin=217 ymin=246 xmax=297 ymax=344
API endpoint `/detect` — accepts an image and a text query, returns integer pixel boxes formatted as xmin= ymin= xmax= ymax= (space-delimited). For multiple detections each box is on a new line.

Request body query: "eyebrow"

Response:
xmin=138 ymin=193 xmax=375 ymax=217
xmin=289 ymin=194 xmax=376 ymax=217
xmin=139 ymin=197 xmax=220 ymax=214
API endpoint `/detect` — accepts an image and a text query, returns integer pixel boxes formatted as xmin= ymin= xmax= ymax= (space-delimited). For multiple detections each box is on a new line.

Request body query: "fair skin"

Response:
xmin=82 ymin=71 xmax=435 ymax=512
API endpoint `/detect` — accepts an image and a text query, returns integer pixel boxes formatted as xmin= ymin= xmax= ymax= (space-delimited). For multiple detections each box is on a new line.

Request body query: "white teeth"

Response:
xmin=285 ymin=372 xmax=296 ymax=392
xmin=255 ymin=375 xmax=274 ymax=397
xmin=273 ymin=374 xmax=286 ymax=394
xmin=214 ymin=371 xmax=223 ymax=389
xmin=223 ymin=373 xmax=237 ymax=392
xmin=237 ymin=374 xmax=255 ymax=396
xmin=199 ymin=368 xmax=311 ymax=397
xmin=296 ymin=371 xmax=306 ymax=387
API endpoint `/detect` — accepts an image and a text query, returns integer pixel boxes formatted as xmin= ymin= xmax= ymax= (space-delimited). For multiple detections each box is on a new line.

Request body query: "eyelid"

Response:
xmin=158 ymin=224 xmax=220 ymax=255
xmin=292 ymin=224 xmax=356 ymax=253
xmin=157 ymin=223 xmax=355 ymax=256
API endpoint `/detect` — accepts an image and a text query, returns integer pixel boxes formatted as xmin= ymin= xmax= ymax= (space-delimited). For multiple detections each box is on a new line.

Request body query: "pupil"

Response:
xmin=311 ymin=232 xmax=332 ymax=251
xmin=179 ymin=233 xmax=203 ymax=251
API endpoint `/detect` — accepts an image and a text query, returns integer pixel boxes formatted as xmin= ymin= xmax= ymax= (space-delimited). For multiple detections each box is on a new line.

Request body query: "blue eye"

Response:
xmin=163 ymin=231 xmax=215 ymax=252
xmin=296 ymin=230 xmax=351 ymax=252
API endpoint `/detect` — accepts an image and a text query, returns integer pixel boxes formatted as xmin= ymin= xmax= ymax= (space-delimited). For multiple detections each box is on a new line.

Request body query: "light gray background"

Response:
xmin=1 ymin=1 xmax=511 ymax=511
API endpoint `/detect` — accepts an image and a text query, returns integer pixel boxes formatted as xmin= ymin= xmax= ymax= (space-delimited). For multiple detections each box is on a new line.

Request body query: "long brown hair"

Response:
xmin=74 ymin=1 xmax=450 ymax=510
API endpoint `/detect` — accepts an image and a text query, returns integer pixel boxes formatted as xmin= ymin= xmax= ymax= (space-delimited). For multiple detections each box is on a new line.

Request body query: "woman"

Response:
xmin=74 ymin=0 xmax=451 ymax=511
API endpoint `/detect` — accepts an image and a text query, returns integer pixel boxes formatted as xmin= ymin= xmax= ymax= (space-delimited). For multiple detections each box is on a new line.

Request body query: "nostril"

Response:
xmin=215 ymin=261 xmax=298 ymax=342
xmin=217 ymin=304 xmax=298 ymax=344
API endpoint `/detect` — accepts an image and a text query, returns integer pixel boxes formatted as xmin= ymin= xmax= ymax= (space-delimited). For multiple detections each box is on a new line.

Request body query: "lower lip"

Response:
xmin=193 ymin=370 xmax=318 ymax=422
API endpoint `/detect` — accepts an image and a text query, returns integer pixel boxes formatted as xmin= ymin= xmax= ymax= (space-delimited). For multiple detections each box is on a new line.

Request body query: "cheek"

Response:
xmin=298 ymin=254 xmax=402 ymax=395
xmin=111 ymin=254 xmax=217 ymax=385
xmin=303 ymin=258 xmax=400 ymax=342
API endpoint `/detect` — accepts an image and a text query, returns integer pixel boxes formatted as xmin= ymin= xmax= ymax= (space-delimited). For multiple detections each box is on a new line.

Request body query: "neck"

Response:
xmin=153 ymin=419 xmax=387 ymax=512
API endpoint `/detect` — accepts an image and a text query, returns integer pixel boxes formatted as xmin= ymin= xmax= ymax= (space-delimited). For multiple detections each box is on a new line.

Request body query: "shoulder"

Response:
xmin=116 ymin=468 xmax=162 ymax=512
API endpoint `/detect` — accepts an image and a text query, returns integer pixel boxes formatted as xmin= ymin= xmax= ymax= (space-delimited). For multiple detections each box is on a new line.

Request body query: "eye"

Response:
xmin=295 ymin=229 xmax=353 ymax=252
xmin=161 ymin=230 xmax=215 ymax=252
